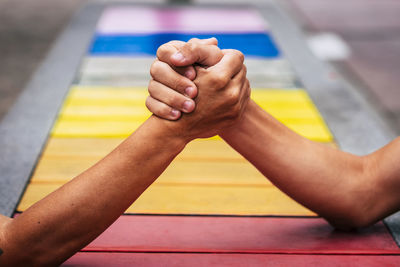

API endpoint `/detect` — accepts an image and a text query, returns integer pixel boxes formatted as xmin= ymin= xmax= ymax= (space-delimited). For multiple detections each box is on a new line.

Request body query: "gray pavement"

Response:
xmin=0 ymin=0 xmax=85 ymax=121
xmin=1 ymin=0 xmax=400 ymax=134
xmin=285 ymin=0 xmax=400 ymax=133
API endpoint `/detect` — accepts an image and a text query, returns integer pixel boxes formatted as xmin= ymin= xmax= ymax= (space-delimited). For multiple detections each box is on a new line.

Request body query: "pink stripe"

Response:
xmin=97 ymin=7 xmax=268 ymax=34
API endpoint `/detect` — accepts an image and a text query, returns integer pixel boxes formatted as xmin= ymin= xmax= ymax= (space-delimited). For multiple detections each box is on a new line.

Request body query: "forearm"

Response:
xmin=220 ymin=100 xmax=372 ymax=228
xmin=1 ymin=115 xmax=187 ymax=266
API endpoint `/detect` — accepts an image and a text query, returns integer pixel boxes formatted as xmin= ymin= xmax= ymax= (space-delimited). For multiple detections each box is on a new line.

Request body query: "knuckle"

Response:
xmin=156 ymin=44 xmax=169 ymax=59
xmin=167 ymin=93 xmax=182 ymax=107
xmin=181 ymin=42 xmax=194 ymax=54
xmin=235 ymin=50 xmax=245 ymax=63
xmin=188 ymin=38 xmax=200 ymax=44
xmin=150 ymin=60 xmax=162 ymax=78
xmin=157 ymin=106 xmax=171 ymax=118
xmin=245 ymin=80 xmax=251 ymax=98
xmin=186 ymin=42 xmax=196 ymax=50
xmin=226 ymin=87 xmax=241 ymax=105
xmin=173 ymin=75 xmax=188 ymax=91
xmin=242 ymin=64 xmax=247 ymax=76
xmin=147 ymin=80 xmax=155 ymax=94
xmin=146 ymin=95 xmax=170 ymax=118
xmin=228 ymin=49 xmax=244 ymax=62
xmin=231 ymin=88 xmax=241 ymax=104
xmin=145 ymin=96 xmax=153 ymax=111
xmin=155 ymin=103 xmax=171 ymax=118
xmin=209 ymin=72 xmax=230 ymax=89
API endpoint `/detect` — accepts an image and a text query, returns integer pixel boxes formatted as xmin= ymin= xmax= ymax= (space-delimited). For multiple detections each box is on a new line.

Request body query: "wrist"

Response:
xmin=219 ymin=99 xmax=258 ymax=139
xmin=147 ymin=115 xmax=191 ymax=148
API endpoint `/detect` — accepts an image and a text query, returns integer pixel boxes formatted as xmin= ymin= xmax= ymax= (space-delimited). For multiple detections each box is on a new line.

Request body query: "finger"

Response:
xmin=195 ymin=50 xmax=244 ymax=90
xmin=150 ymin=60 xmax=198 ymax=98
xmin=223 ymin=65 xmax=251 ymax=118
xmin=148 ymin=80 xmax=196 ymax=113
xmin=232 ymin=63 xmax=247 ymax=82
xmin=226 ymin=65 xmax=248 ymax=101
xmin=156 ymin=40 xmax=187 ymax=64
xmin=171 ymin=42 xmax=224 ymax=67
xmin=156 ymin=41 xmax=196 ymax=79
xmin=173 ymin=38 xmax=218 ymax=80
xmin=239 ymin=78 xmax=251 ymax=115
xmin=188 ymin=37 xmax=218 ymax=46
xmin=174 ymin=65 xmax=196 ymax=81
xmin=145 ymin=95 xmax=181 ymax=121
xmin=235 ymin=68 xmax=251 ymax=106
xmin=208 ymin=49 xmax=244 ymax=80
xmin=156 ymin=39 xmax=221 ymax=80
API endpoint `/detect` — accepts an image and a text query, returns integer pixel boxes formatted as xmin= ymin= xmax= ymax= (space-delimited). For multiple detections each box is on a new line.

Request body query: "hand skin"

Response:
xmin=0 ymin=43 xmax=248 ymax=266
xmin=149 ymin=39 xmax=400 ymax=230
xmin=146 ymin=38 xmax=223 ymax=120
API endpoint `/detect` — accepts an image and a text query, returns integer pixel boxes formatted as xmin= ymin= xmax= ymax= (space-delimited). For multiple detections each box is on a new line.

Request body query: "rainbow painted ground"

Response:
xmin=14 ymin=6 xmax=400 ymax=266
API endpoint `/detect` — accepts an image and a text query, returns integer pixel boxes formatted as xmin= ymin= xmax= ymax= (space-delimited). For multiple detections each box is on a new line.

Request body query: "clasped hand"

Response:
xmin=146 ymin=38 xmax=251 ymax=140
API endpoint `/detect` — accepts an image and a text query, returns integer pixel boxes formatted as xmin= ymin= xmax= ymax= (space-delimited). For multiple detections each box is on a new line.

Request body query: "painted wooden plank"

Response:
xmin=58 ymin=106 xmax=326 ymax=124
xmin=59 ymin=104 xmax=322 ymax=121
xmin=62 ymin=87 xmax=328 ymax=115
xmin=51 ymin=119 xmax=332 ymax=141
xmin=80 ymin=216 xmax=398 ymax=254
xmin=90 ymin=33 xmax=280 ymax=58
xmin=96 ymin=7 xmax=269 ymax=34
xmin=63 ymin=252 xmax=400 ymax=267
xmin=68 ymin=86 xmax=308 ymax=101
xmin=60 ymin=103 xmax=323 ymax=121
xmin=17 ymin=182 xmax=313 ymax=215
xmin=31 ymin=156 xmax=268 ymax=183
xmin=78 ymin=57 xmax=299 ymax=88
xmin=61 ymin=88 xmax=319 ymax=114
xmin=37 ymin=138 xmax=243 ymax=160
xmin=78 ymin=56 xmax=153 ymax=87
xmin=66 ymin=86 xmax=148 ymax=100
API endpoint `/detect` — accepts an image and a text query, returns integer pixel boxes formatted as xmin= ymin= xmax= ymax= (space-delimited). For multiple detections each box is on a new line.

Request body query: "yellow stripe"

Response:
xmin=52 ymin=119 xmax=332 ymax=141
xmin=52 ymin=87 xmax=333 ymax=141
xmin=37 ymin=137 xmax=242 ymax=159
xmin=31 ymin=157 xmax=268 ymax=184
xmin=17 ymin=182 xmax=314 ymax=216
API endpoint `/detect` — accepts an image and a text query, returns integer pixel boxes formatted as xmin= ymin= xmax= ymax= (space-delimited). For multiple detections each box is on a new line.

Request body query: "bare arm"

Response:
xmin=0 ymin=42 xmax=248 ymax=266
xmin=147 ymin=40 xmax=400 ymax=229
xmin=0 ymin=117 xmax=187 ymax=266
xmin=220 ymin=100 xmax=400 ymax=229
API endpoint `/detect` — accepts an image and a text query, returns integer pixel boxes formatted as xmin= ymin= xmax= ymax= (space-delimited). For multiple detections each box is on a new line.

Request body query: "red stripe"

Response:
xmin=64 ymin=252 xmax=400 ymax=266
xmin=83 ymin=215 xmax=399 ymax=255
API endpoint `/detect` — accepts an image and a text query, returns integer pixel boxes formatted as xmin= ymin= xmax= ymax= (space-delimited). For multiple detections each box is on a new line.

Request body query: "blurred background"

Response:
xmin=0 ymin=0 xmax=399 ymax=133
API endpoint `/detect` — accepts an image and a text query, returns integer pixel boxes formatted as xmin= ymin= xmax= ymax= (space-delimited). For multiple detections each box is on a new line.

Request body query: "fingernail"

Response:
xmin=184 ymin=87 xmax=195 ymax=97
xmin=184 ymin=69 xmax=193 ymax=79
xmin=182 ymin=100 xmax=193 ymax=112
xmin=172 ymin=52 xmax=185 ymax=62
xmin=171 ymin=109 xmax=180 ymax=118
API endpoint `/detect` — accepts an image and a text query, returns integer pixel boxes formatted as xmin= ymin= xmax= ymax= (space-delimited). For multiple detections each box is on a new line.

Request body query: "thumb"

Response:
xmin=171 ymin=39 xmax=223 ymax=67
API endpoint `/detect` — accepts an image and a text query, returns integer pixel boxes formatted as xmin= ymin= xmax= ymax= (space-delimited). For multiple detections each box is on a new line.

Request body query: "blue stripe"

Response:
xmin=89 ymin=33 xmax=280 ymax=58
